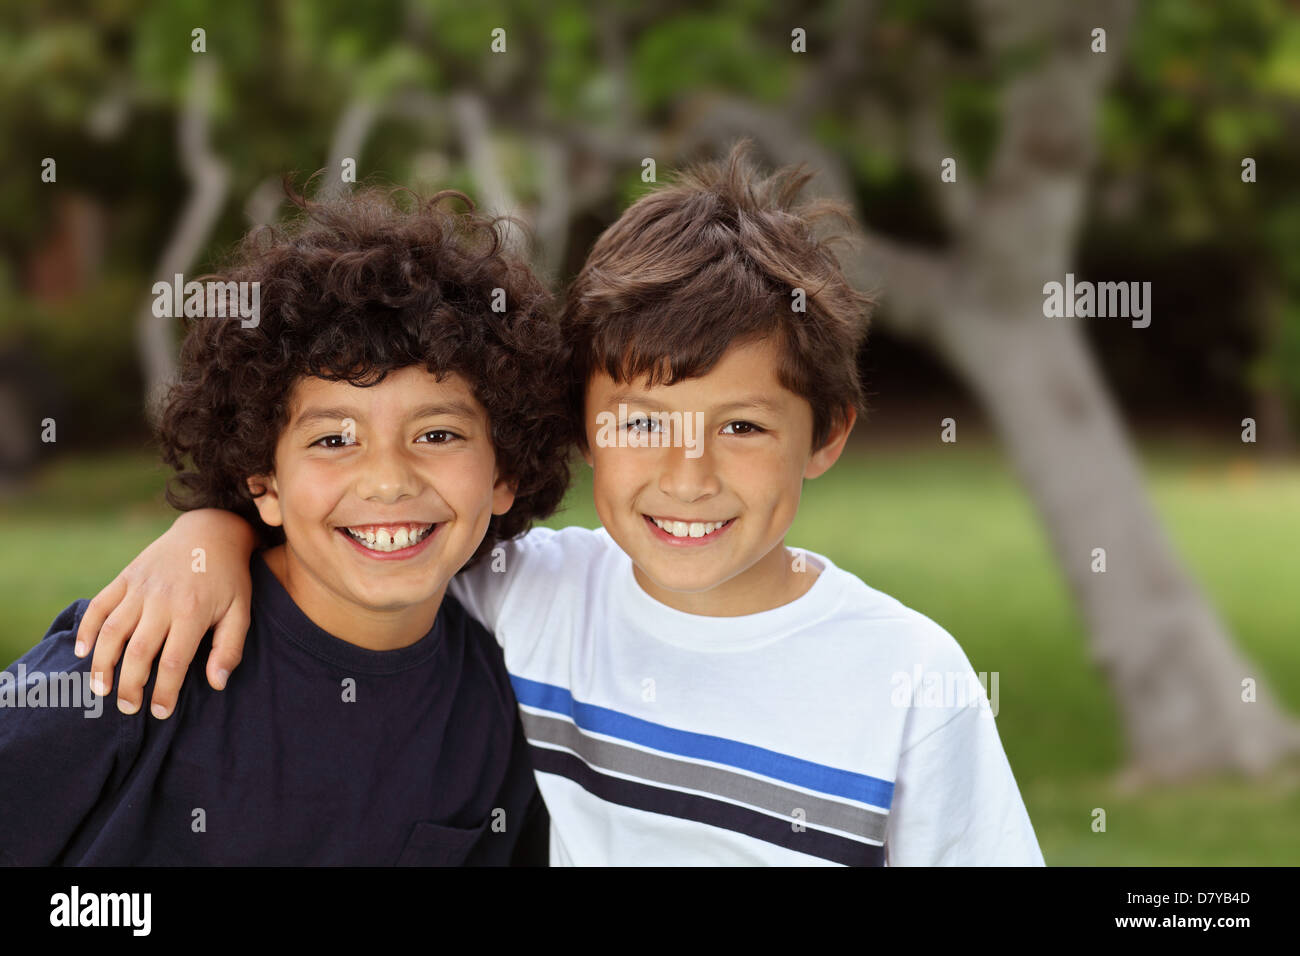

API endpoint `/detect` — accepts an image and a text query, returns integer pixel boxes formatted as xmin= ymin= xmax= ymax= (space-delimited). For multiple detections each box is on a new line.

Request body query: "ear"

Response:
xmin=804 ymin=406 xmax=857 ymax=480
xmin=491 ymin=470 xmax=518 ymax=517
xmin=246 ymin=474 xmax=284 ymax=527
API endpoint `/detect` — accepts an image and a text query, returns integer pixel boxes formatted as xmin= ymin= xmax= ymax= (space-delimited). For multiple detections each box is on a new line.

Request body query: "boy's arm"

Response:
xmin=75 ymin=508 xmax=257 ymax=719
xmin=0 ymin=601 xmax=138 ymax=864
xmin=883 ymin=699 xmax=1046 ymax=866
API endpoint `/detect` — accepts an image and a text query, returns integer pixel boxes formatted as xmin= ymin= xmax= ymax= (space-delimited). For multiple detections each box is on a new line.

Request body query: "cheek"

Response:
xmin=282 ymin=462 xmax=344 ymax=524
xmin=734 ymin=451 xmax=801 ymax=517
xmin=440 ymin=456 xmax=501 ymax=512
xmin=590 ymin=450 xmax=640 ymax=502
xmin=589 ymin=467 xmax=614 ymax=509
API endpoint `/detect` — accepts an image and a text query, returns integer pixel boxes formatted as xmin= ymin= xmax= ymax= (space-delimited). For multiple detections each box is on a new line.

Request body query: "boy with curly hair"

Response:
xmin=0 ymin=186 xmax=569 ymax=865
xmin=68 ymin=143 xmax=1043 ymax=866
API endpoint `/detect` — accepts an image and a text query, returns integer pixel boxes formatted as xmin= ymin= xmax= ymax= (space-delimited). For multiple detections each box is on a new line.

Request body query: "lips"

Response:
xmin=340 ymin=522 xmax=435 ymax=553
xmin=645 ymin=515 xmax=735 ymax=540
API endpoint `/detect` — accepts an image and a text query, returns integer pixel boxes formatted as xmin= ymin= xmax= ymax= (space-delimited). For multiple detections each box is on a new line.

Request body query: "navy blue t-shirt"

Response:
xmin=0 ymin=552 xmax=546 ymax=865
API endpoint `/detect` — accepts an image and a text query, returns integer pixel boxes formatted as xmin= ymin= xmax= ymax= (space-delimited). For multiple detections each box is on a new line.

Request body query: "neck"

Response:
xmin=632 ymin=541 xmax=820 ymax=617
xmin=263 ymin=545 xmax=445 ymax=651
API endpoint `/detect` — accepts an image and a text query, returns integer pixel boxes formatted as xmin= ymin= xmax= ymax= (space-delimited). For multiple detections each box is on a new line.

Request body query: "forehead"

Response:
xmin=587 ymin=336 xmax=794 ymax=402
xmin=287 ymin=366 xmax=485 ymax=420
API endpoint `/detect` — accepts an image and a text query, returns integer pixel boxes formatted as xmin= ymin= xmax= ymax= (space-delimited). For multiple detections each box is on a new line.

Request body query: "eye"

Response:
xmin=624 ymin=415 xmax=661 ymax=433
xmin=417 ymin=429 xmax=459 ymax=444
xmin=721 ymin=421 xmax=764 ymax=435
xmin=311 ymin=434 xmax=355 ymax=449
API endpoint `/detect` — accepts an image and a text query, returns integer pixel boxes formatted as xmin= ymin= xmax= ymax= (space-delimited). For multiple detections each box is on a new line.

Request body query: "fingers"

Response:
xmin=87 ymin=589 xmax=145 ymax=699
xmin=75 ymin=576 xmax=128 ymax=659
xmin=206 ymin=597 xmax=251 ymax=692
xmin=147 ymin=613 xmax=211 ymax=720
xmin=113 ymin=602 xmax=172 ymax=715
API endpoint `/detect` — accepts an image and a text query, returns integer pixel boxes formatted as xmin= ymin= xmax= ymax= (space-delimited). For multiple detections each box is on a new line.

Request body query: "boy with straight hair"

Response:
xmin=1 ymin=185 xmax=568 ymax=864
xmin=72 ymin=142 xmax=1044 ymax=866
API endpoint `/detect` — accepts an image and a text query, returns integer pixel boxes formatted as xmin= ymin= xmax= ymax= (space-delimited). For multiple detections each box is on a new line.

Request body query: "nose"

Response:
xmin=354 ymin=440 xmax=421 ymax=504
xmin=657 ymin=441 xmax=721 ymax=503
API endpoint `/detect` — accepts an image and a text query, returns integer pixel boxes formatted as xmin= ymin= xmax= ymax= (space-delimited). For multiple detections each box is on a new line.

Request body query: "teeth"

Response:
xmin=651 ymin=517 xmax=730 ymax=538
xmin=345 ymin=524 xmax=433 ymax=553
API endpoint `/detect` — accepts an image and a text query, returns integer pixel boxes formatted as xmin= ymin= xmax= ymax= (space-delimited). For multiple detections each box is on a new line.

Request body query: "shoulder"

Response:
xmin=509 ymin=524 xmax=612 ymax=557
xmin=1 ymin=599 xmax=129 ymax=741
xmin=494 ymin=524 xmax=616 ymax=574
xmin=801 ymin=551 xmax=974 ymax=673
xmin=814 ymin=566 xmax=997 ymax=751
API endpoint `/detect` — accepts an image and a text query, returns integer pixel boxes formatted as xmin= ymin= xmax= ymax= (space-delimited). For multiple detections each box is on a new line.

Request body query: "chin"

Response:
xmin=361 ymin=594 xmax=439 ymax=614
xmin=349 ymin=580 xmax=436 ymax=605
xmin=641 ymin=565 xmax=726 ymax=596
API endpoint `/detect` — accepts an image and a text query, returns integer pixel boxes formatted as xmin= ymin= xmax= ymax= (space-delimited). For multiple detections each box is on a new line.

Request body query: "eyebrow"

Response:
xmin=291 ymin=401 xmax=480 ymax=430
xmin=711 ymin=398 xmax=784 ymax=417
xmin=605 ymin=392 xmax=784 ymax=417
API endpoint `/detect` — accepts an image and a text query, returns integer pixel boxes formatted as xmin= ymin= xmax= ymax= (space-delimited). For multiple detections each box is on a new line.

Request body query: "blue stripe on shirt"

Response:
xmin=509 ymin=674 xmax=894 ymax=809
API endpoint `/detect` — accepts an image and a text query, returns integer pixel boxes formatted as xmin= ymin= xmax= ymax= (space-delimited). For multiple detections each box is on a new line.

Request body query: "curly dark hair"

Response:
xmin=157 ymin=181 xmax=574 ymax=566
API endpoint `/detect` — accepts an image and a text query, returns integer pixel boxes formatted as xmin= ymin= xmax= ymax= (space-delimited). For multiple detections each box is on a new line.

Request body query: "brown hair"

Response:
xmin=157 ymin=182 xmax=573 ymax=565
xmin=561 ymin=139 xmax=873 ymax=449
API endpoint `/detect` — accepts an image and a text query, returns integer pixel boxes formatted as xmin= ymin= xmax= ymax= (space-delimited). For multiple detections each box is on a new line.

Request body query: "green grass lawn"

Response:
xmin=2 ymin=440 xmax=1298 ymax=865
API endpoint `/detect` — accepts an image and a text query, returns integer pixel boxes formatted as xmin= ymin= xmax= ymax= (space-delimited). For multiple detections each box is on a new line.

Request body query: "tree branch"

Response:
xmin=450 ymin=90 xmax=527 ymax=257
xmin=320 ymin=96 xmax=383 ymax=200
xmin=137 ymin=56 xmax=229 ymax=421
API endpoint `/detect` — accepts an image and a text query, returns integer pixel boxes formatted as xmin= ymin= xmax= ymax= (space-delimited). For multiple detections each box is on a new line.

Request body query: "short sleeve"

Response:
xmin=884 ymin=697 xmax=1044 ymax=866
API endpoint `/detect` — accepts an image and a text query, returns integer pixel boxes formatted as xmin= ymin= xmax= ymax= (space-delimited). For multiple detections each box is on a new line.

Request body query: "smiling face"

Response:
xmin=583 ymin=335 xmax=855 ymax=617
xmin=248 ymin=366 xmax=514 ymax=649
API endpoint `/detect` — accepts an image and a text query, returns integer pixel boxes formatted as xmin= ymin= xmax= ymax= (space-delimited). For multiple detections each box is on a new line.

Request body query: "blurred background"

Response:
xmin=0 ymin=0 xmax=1297 ymax=864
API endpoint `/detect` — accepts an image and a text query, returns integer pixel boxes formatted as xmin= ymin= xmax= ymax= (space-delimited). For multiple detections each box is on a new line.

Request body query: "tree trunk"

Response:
xmin=931 ymin=300 xmax=1300 ymax=782
xmin=661 ymin=0 xmax=1300 ymax=783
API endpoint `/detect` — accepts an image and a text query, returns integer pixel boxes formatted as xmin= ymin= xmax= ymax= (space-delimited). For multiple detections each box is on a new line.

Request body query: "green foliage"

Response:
xmin=630 ymin=13 xmax=789 ymax=112
xmin=1102 ymin=0 xmax=1300 ymax=424
xmin=1 ymin=0 xmax=1298 ymax=445
xmin=541 ymin=2 xmax=598 ymax=117
xmin=131 ymin=0 xmax=267 ymax=100
xmin=942 ymin=80 xmax=999 ymax=180
xmin=0 ymin=278 xmax=146 ymax=447
xmin=1262 ymin=17 xmax=1300 ymax=94
xmin=0 ymin=22 xmax=106 ymax=124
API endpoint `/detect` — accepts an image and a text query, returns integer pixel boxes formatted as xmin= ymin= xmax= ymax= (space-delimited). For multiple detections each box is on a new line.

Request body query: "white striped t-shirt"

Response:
xmin=449 ymin=526 xmax=1044 ymax=866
